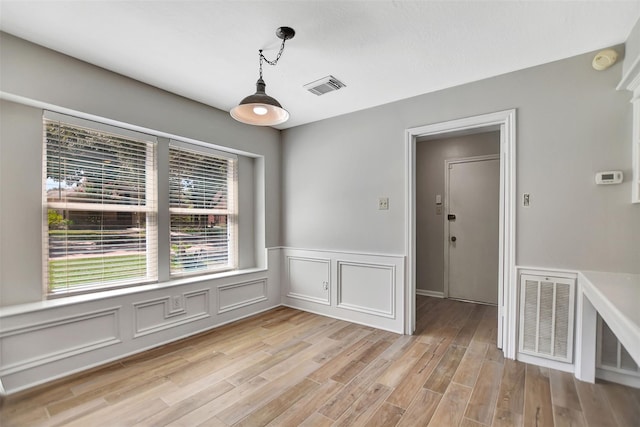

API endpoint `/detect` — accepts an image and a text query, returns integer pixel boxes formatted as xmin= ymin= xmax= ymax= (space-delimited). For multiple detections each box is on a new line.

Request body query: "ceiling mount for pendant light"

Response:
xmin=230 ymin=26 xmax=295 ymax=126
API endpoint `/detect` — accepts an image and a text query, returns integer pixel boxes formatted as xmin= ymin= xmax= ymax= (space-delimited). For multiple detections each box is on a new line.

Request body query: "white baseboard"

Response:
xmin=596 ymin=368 xmax=640 ymax=389
xmin=416 ymin=289 xmax=444 ymax=298
xmin=517 ymin=352 xmax=574 ymax=373
xmin=280 ymin=303 xmax=401 ymax=335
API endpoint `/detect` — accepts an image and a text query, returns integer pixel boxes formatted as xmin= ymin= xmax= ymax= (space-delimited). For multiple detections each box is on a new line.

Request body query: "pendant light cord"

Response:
xmin=258 ymin=37 xmax=288 ymax=79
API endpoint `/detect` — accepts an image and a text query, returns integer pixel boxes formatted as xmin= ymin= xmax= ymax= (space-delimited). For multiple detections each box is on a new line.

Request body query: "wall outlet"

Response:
xmin=378 ymin=197 xmax=389 ymax=210
xmin=171 ymin=295 xmax=183 ymax=311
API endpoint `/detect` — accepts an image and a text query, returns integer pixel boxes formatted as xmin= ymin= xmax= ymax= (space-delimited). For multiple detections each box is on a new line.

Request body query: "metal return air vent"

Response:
xmin=304 ymin=75 xmax=346 ymax=96
xmin=519 ymin=274 xmax=575 ymax=363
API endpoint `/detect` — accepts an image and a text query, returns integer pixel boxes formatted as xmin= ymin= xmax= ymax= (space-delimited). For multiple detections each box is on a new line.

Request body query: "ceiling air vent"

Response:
xmin=304 ymin=75 xmax=346 ymax=96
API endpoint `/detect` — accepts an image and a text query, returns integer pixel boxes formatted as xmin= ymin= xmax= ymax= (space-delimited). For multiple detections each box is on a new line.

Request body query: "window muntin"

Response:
xmin=169 ymin=144 xmax=237 ymax=276
xmin=44 ymin=116 xmax=157 ymax=294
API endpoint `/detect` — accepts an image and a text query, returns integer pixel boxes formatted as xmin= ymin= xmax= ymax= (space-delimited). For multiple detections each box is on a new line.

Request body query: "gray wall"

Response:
xmin=0 ymin=33 xmax=281 ymax=307
xmin=416 ymin=131 xmax=500 ymax=293
xmin=282 ymin=46 xmax=640 ymax=274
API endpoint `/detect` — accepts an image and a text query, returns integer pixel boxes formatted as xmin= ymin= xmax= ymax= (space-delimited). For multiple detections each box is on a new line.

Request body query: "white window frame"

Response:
xmin=42 ymin=112 xmax=241 ymax=297
xmin=43 ymin=111 xmax=159 ymax=296
xmin=168 ymin=140 xmax=238 ymax=277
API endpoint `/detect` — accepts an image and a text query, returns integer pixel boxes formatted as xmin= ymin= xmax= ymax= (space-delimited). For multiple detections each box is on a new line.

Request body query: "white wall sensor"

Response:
xmin=595 ymin=171 xmax=623 ymax=185
xmin=592 ymin=49 xmax=618 ymax=71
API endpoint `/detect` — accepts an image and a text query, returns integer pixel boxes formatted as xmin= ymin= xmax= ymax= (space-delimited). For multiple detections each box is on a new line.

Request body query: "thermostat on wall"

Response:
xmin=595 ymin=171 xmax=623 ymax=185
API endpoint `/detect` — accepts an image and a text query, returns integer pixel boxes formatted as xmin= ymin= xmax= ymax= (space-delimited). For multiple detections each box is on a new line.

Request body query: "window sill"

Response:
xmin=0 ymin=267 xmax=268 ymax=318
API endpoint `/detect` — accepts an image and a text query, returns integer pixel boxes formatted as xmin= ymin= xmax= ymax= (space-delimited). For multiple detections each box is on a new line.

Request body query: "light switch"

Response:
xmin=435 ymin=194 xmax=442 ymax=205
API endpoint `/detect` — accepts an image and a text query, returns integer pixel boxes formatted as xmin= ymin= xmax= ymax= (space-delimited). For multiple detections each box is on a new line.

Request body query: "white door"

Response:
xmin=446 ymin=156 xmax=500 ymax=305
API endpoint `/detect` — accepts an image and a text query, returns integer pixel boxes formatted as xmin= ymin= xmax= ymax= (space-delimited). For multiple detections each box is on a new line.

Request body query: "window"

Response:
xmin=44 ymin=113 xmax=157 ymax=295
xmin=43 ymin=113 xmax=240 ymax=296
xmin=169 ymin=142 xmax=237 ymax=275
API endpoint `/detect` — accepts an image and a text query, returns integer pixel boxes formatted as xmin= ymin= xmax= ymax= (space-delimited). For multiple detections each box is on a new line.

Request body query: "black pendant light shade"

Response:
xmin=230 ymin=78 xmax=289 ymax=126
xmin=231 ymin=27 xmax=295 ymax=126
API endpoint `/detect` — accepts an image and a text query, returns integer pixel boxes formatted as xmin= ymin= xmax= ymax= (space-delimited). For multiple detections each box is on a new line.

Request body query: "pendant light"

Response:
xmin=231 ymin=27 xmax=295 ymax=126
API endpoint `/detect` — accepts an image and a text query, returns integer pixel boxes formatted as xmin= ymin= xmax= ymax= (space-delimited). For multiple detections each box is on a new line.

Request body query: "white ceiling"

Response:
xmin=1 ymin=1 xmax=639 ymax=129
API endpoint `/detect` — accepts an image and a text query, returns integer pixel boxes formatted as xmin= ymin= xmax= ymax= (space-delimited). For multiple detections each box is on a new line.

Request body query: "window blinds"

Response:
xmin=169 ymin=143 xmax=237 ymax=275
xmin=44 ymin=116 xmax=158 ymax=294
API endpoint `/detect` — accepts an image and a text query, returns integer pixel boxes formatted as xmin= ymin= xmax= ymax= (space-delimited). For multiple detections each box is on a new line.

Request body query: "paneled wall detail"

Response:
xmin=286 ymin=256 xmax=331 ymax=305
xmin=0 ymin=307 xmax=121 ymax=376
xmin=133 ymin=289 xmax=210 ymax=338
xmin=217 ymin=279 xmax=268 ymax=314
xmin=337 ymin=261 xmax=395 ymax=318
xmin=0 ymin=249 xmax=281 ymax=394
xmin=281 ymin=248 xmax=404 ymax=333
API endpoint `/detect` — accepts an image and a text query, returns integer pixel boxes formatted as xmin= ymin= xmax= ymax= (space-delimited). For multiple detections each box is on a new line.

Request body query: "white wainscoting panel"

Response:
xmin=281 ymin=248 xmax=405 ymax=333
xmin=337 ymin=261 xmax=395 ymax=318
xmin=133 ymin=289 xmax=210 ymax=338
xmin=286 ymin=256 xmax=330 ymax=305
xmin=218 ymin=279 xmax=268 ymax=314
xmin=0 ymin=307 xmax=121 ymax=376
xmin=0 ymin=248 xmax=282 ymax=394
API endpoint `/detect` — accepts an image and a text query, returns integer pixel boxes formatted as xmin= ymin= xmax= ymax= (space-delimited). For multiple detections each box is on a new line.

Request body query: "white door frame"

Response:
xmin=444 ymin=154 xmax=500 ymax=301
xmin=405 ymin=109 xmax=517 ymax=359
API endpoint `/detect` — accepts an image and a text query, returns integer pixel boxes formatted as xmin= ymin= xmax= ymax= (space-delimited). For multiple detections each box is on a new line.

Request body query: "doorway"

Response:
xmin=405 ymin=109 xmax=517 ymax=358
xmin=445 ymin=155 xmax=500 ymax=305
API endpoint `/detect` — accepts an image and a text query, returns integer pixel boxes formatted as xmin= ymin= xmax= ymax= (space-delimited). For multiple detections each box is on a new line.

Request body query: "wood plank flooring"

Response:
xmin=2 ymin=296 xmax=639 ymax=426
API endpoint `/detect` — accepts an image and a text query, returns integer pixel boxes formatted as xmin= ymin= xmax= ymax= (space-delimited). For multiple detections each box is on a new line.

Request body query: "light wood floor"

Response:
xmin=2 ymin=296 xmax=639 ymax=426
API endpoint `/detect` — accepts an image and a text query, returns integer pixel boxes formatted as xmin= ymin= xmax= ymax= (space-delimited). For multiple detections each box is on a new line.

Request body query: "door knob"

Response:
xmin=451 ymin=236 xmax=457 ymax=242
